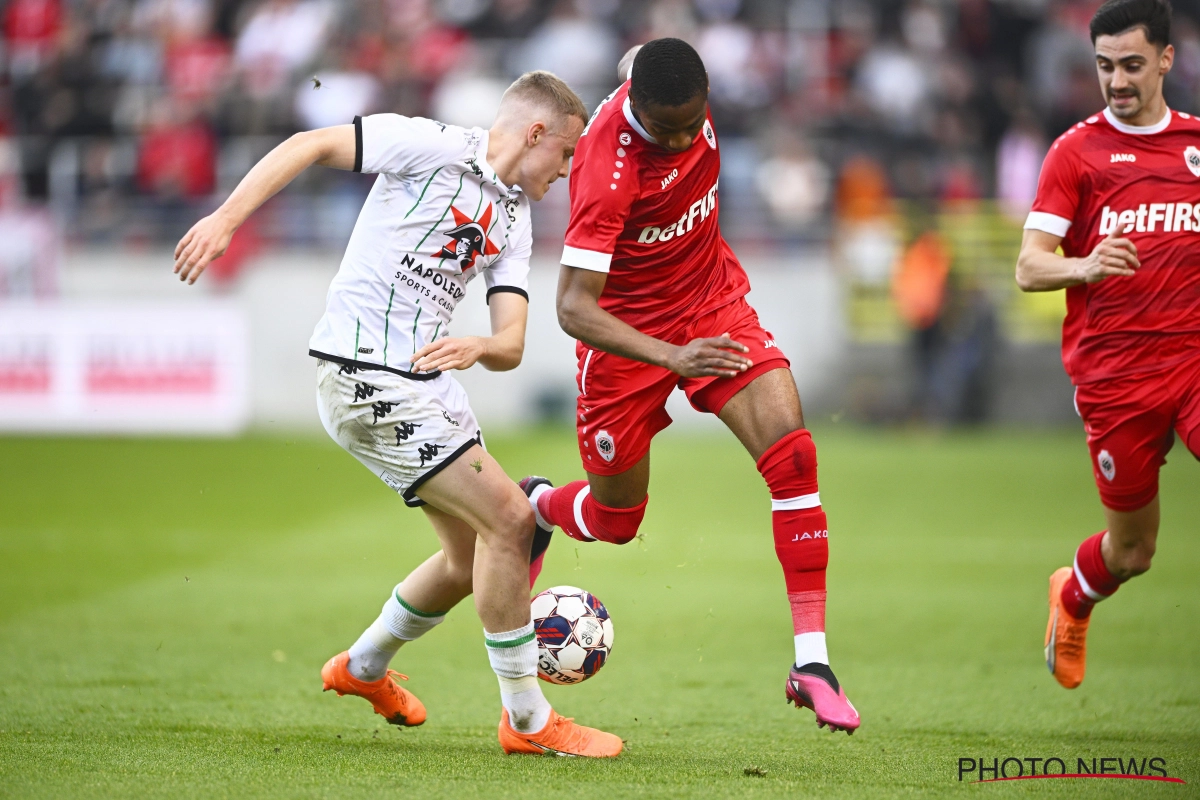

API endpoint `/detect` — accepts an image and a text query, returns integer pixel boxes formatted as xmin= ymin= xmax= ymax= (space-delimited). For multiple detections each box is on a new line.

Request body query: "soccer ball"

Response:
xmin=531 ymin=585 xmax=614 ymax=685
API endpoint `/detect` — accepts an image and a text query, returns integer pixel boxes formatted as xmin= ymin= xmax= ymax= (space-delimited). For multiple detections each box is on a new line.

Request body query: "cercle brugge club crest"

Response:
xmin=436 ymin=204 xmax=500 ymax=269
xmin=1185 ymin=146 xmax=1200 ymax=177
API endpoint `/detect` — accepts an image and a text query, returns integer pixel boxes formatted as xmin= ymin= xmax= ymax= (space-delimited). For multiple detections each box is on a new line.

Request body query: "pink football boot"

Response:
xmin=786 ymin=663 xmax=860 ymax=734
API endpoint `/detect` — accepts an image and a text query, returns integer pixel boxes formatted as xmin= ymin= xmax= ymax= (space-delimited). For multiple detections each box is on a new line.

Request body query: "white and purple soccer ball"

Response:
xmin=531 ymin=586 xmax=614 ymax=685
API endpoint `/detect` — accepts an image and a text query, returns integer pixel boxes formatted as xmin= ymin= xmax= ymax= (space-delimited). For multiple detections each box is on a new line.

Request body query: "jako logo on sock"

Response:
xmin=791 ymin=530 xmax=828 ymax=542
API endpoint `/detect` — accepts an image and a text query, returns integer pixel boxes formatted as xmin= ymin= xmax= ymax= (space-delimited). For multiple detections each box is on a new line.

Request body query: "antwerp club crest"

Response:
xmin=435 ymin=204 xmax=500 ymax=270
xmin=595 ymin=430 xmax=615 ymax=462
xmin=1185 ymin=146 xmax=1200 ymax=177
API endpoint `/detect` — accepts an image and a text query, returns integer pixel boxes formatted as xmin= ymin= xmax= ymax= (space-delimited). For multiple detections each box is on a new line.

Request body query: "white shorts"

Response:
xmin=315 ymin=359 xmax=483 ymax=507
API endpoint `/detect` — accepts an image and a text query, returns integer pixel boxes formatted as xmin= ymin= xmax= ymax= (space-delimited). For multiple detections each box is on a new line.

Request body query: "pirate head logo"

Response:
xmin=436 ymin=204 xmax=500 ymax=270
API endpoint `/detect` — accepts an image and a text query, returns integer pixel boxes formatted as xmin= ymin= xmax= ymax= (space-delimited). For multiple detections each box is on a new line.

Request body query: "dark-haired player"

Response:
xmin=524 ymin=39 xmax=860 ymax=733
xmin=1017 ymin=0 xmax=1200 ymax=689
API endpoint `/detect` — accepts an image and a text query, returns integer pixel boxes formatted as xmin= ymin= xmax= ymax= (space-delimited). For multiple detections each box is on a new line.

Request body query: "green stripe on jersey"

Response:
xmin=403 ymin=168 xmax=443 ymax=220
xmin=484 ymin=632 xmax=536 ymax=649
xmin=414 ymin=171 xmax=467 ymax=253
xmin=382 ymin=285 xmax=395 ymax=362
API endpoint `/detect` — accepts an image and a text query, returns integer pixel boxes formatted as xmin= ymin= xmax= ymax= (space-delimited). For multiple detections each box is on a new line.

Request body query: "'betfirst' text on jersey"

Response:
xmin=561 ymin=82 xmax=749 ymax=334
xmin=308 ymin=114 xmax=531 ymax=376
xmin=1027 ymin=107 xmax=1200 ymax=384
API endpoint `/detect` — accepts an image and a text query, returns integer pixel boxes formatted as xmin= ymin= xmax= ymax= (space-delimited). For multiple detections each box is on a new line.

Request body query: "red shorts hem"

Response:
xmin=1098 ymin=484 xmax=1159 ymax=513
xmin=687 ymin=357 xmax=793 ymax=415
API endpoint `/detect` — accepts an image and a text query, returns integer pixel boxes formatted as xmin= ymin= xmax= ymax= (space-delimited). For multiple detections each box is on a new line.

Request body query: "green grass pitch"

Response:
xmin=0 ymin=427 xmax=1197 ymax=798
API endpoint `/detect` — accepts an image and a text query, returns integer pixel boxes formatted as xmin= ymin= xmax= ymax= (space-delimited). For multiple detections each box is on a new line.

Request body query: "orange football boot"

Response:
xmin=321 ymin=651 xmax=426 ymax=726
xmin=1045 ymin=567 xmax=1089 ymax=689
xmin=498 ymin=709 xmax=623 ymax=757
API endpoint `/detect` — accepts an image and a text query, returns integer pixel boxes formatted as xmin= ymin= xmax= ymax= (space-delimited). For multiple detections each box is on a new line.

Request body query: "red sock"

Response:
xmin=1061 ymin=532 xmax=1122 ymax=619
xmin=528 ymin=552 xmax=545 ymax=589
xmin=758 ymin=430 xmax=829 ymax=637
xmin=536 ymin=481 xmax=647 ymax=545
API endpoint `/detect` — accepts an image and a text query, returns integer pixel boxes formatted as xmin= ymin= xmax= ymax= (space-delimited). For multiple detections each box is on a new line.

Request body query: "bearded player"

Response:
xmin=1018 ymin=0 xmax=1200 ymax=689
xmin=173 ymin=72 xmax=621 ymax=756
xmin=523 ymin=38 xmax=860 ymax=733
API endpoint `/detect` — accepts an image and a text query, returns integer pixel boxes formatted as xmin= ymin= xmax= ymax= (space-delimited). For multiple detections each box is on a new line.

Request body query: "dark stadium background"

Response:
xmin=10 ymin=0 xmax=1200 ymax=433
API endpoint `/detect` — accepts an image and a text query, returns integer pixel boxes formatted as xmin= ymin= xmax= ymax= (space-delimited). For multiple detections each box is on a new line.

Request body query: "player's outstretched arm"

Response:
xmin=411 ymin=292 xmax=528 ymax=373
xmin=1016 ymin=228 xmax=1140 ymax=292
xmin=556 ymin=265 xmax=752 ymax=378
xmin=173 ymin=125 xmax=357 ymax=284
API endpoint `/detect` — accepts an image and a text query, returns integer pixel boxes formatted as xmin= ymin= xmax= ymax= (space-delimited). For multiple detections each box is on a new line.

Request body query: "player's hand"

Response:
xmin=666 ymin=333 xmax=752 ymax=378
xmin=411 ymin=337 xmax=487 ymax=373
xmin=1078 ymin=228 xmax=1139 ymax=284
xmin=174 ymin=211 xmax=237 ymax=284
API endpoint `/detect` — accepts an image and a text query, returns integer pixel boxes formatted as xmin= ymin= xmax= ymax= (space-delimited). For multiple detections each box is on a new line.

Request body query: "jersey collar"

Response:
xmin=622 ymin=97 xmax=657 ymax=144
xmin=1103 ymin=105 xmax=1172 ymax=135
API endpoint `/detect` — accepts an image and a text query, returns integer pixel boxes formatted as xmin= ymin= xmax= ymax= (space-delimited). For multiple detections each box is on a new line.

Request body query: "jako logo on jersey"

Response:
xmin=1098 ymin=202 xmax=1200 ymax=235
xmin=1110 ymin=153 xmax=1136 ymax=163
xmin=1185 ymin=146 xmax=1200 ymax=177
xmin=764 ymin=339 xmax=777 ymax=349
xmin=619 ymin=132 xmax=632 ymax=146
xmin=436 ymin=204 xmax=500 ymax=269
xmin=1098 ymin=449 xmax=1115 ymax=481
xmin=661 ymin=168 xmax=679 ymax=190
xmin=595 ymin=430 xmax=615 ymax=462
xmin=637 ymin=180 xmax=719 ymax=244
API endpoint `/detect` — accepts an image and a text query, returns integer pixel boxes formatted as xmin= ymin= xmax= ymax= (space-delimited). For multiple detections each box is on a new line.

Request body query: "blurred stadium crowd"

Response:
xmin=6 ymin=0 xmax=1200 ymax=250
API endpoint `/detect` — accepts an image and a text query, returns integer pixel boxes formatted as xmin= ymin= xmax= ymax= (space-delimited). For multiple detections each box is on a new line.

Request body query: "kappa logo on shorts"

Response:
xmin=1097 ymin=449 xmax=1116 ymax=481
xmin=595 ymin=430 xmax=616 ymax=462
xmin=395 ymin=421 xmax=422 ymax=443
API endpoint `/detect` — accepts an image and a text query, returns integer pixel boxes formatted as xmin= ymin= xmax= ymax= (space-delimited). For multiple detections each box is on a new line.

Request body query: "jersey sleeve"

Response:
xmin=560 ymin=142 xmax=638 ymax=273
xmin=1025 ymin=136 xmax=1082 ymax=237
xmin=485 ymin=196 xmax=531 ymax=303
xmin=354 ymin=114 xmax=470 ymax=177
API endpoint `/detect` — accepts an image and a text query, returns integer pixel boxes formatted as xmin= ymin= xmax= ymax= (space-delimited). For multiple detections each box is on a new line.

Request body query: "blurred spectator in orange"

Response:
xmin=834 ymin=155 xmax=898 ymax=285
xmin=893 ymin=228 xmax=950 ymax=332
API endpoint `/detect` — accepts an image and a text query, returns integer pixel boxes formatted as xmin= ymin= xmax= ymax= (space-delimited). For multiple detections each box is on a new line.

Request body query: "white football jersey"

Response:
xmin=308 ymin=114 xmax=532 ymax=378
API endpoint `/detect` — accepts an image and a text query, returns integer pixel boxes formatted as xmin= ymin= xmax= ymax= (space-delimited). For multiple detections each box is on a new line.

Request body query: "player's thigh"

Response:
xmin=576 ymin=344 xmax=675 ymax=478
xmin=421 ymin=504 xmax=477 ymax=571
xmin=717 ymin=368 xmax=805 ymax=462
xmin=414 ymin=445 xmax=533 ymax=547
xmin=1074 ymin=379 xmax=1175 ymax=513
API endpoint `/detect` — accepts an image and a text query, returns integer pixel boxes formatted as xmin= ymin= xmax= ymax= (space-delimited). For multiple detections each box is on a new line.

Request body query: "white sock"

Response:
xmin=347 ymin=587 xmax=446 ymax=682
xmin=528 ymin=482 xmax=553 ymax=531
xmin=794 ymin=631 xmax=829 ymax=667
xmin=485 ymin=622 xmax=552 ymax=733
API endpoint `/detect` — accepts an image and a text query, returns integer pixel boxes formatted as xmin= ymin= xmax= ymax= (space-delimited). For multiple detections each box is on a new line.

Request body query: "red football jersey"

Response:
xmin=1028 ymin=106 xmax=1200 ymax=384
xmin=561 ymin=82 xmax=749 ymax=335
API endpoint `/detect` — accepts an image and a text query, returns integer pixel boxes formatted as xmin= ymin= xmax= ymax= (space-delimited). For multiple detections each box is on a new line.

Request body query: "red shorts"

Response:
xmin=1074 ymin=351 xmax=1200 ymax=512
xmin=575 ymin=298 xmax=790 ymax=476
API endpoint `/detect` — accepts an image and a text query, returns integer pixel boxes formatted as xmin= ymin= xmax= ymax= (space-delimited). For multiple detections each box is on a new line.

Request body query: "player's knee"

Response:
xmin=756 ymin=429 xmax=818 ymax=495
xmin=587 ymin=495 xmax=647 ymax=545
xmin=488 ymin=492 xmax=536 ymax=548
